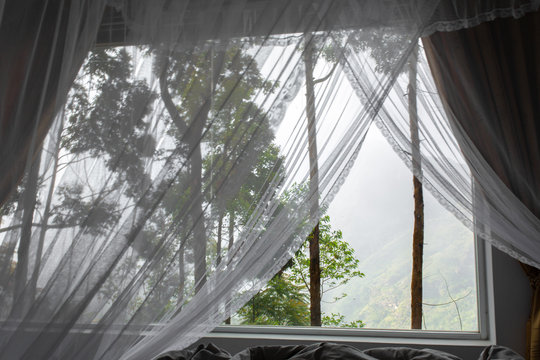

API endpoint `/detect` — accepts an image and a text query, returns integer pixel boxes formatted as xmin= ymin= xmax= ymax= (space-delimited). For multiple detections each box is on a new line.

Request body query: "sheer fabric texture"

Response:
xmin=0 ymin=1 xmax=539 ymax=359
xmin=422 ymin=10 xmax=540 ymax=267
xmin=422 ymin=11 xmax=540 ymax=357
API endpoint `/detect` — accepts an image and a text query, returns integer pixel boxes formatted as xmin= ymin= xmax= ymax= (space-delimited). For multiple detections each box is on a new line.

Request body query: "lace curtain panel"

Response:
xmin=0 ymin=1 xmax=539 ymax=359
xmin=423 ymin=9 xmax=540 ymax=267
xmin=422 ymin=11 xmax=540 ymax=358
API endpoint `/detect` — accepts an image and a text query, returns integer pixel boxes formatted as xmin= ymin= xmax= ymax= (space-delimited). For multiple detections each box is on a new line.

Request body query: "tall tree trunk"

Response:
xmin=191 ymin=137 xmax=207 ymax=293
xmin=309 ymin=223 xmax=320 ymax=325
xmin=160 ymin=56 xmax=208 ymax=293
xmin=224 ymin=210 xmax=235 ymax=325
xmin=159 ymin=47 xmax=227 ymax=294
xmin=29 ymin=119 xmax=64 ymax=302
xmin=228 ymin=209 xmax=235 ymax=251
xmin=12 ymin=146 xmax=42 ymax=317
xmin=178 ymin=244 xmax=185 ymax=307
xmin=252 ymin=296 xmax=256 ymax=323
xmin=216 ymin=214 xmax=223 ymax=265
xmin=304 ymin=33 xmax=321 ymax=327
xmin=409 ymin=43 xmax=424 ymax=330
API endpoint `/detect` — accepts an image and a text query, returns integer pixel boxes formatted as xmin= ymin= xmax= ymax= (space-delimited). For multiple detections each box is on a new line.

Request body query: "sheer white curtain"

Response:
xmin=358 ymin=5 xmax=540 ymax=269
xmin=0 ymin=1 xmax=538 ymax=359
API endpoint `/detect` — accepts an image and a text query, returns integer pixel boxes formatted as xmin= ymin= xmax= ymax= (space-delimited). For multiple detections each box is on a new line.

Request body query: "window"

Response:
xmin=224 ymin=41 xmax=485 ymax=336
xmin=227 ymin=125 xmax=482 ymax=333
xmin=0 ymin=30 xmax=490 ymax=358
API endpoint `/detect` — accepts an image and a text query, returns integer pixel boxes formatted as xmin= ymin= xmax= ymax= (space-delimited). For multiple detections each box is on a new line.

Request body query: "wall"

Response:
xmin=491 ymin=247 xmax=531 ymax=356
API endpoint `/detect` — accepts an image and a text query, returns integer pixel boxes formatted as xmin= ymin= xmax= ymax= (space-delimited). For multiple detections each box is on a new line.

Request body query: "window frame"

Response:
xmin=208 ymin=233 xmax=495 ymax=345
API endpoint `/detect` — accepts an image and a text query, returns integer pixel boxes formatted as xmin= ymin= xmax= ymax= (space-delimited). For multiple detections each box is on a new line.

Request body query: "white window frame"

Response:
xmin=207 ymin=235 xmax=496 ymax=348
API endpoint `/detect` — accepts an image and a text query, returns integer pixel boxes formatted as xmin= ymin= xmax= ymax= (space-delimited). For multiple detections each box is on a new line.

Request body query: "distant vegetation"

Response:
xmin=233 ymin=126 xmax=478 ymax=332
xmin=324 ymin=206 xmax=477 ymax=331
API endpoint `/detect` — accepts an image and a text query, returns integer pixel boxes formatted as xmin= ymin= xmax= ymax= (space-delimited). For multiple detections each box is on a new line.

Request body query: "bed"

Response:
xmin=156 ymin=342 xmax=524 ymax=360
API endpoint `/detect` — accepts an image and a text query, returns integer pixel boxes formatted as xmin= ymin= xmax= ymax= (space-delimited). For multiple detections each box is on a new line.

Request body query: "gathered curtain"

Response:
xmin=423 ymin=9 xmax=540 ymax=359
xmin=0 ymin=0 xmax=105 ymax=207
xmin=1 ymin=1 xmax=540 ymax=359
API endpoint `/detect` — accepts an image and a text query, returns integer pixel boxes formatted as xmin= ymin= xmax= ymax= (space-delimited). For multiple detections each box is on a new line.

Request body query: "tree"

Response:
xmin=303 ymin=32 xmax=322 ymax=327
xmin=0 ymin=47 xmax=157 ymax=318
xmin=290 ymin=215 xmax=364 ymax=306
xmin=157 ymin=42 xmax=275 ymax=295
xmin=207 ymin=143 xmax=285 ymax=259
xmin=237 ymin=272 xmax=310 ymax=326
xmin=301 ymin=27 xmax=354 ymax=326
xmin=302 ymin=31 xmax=341 ymax=327
xmin=207 ymin=143 xmax=286 ymax=324
xmin=408 ymin=43 xmax=424 ymax=329
xmin=353 ymin=30 xmax=424 ymax=328
xmin=11 ymin=147 xmax=42 ymax=317
xmin=237 ymin=214 xmax=365 ymax=328
xmin=158 ymin=47 xmax=224 ymax=292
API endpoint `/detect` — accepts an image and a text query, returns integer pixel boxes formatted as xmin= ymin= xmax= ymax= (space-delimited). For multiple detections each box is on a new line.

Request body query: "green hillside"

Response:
xmin=323 ymin=205 xmax=478 ymax=331
xmin=323 ymin=125 xmax=478 ymax=332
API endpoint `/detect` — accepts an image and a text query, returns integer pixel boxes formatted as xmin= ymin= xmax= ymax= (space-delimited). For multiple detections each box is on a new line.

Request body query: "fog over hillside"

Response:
xmin=325 ymin=126 xmax=477 ymax=331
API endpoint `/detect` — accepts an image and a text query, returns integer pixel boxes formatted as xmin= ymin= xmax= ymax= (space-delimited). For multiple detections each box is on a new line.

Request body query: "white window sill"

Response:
xmin=210 ymin=325 xmax=495 ymax=347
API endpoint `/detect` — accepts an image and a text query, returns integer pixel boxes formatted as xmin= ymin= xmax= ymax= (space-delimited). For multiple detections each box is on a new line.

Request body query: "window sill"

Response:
xmin=210 ymin=325 xmax=494 ymax=347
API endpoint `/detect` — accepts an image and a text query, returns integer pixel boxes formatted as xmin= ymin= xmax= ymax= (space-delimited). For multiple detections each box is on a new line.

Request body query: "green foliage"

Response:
xmin=303 ymin=29 xmax=411 ymax=77
xmin=64 ymin=49 xmax=156 ymax=168
xmin=327 ymin=212 xmax=478 ymax=331
xmin=237 ymin=274 xmax=310 ymax=326
xmin=290 ymin=215 xmax=365 ymax=297
xmin=223 ymin=144 xmax=285 ymax=224
xmin=322 ymin=313 xmax=365 ymax=328
xmin=348 ymin=29 xmax=411 ymax=75
xmin=157 ymin=43 xmax=281 ymax=278
xmin=237 ymin=214 xmax=365 ymax=327
xmin=52 ymin=184 xmax=119 ymax=235
xmin=57 ymin=47 xmax=157 ymax=230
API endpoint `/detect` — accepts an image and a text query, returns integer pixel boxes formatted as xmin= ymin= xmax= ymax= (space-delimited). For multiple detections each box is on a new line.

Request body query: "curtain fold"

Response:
xmin=423 ymin=10 xmax=540 ymax=359
xmin=0 ymin=0 xmax=105 ymax=207
xmin=1 ymin=1 xmax=540 ymax=359
xmin=423 ymin=11 xmax=540 ymax=216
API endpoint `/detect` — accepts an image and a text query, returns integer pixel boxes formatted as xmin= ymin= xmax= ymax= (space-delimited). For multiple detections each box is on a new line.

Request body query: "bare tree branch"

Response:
xmin=313 ymin=61 xmax=339 ymax=85
xmin=159 ymin=52 xmax=188 ymax=134
xmin=422 ymin=273 xmax=472 ymax=331
xmin=0 ymin=222 xmax=80 ymax=234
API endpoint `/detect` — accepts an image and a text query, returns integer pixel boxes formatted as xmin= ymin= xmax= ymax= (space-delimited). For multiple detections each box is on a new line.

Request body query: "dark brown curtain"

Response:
xmin=0 ymin=0 xmax=102 ymax=207
xmin=423 ymin=10 xmax=540 ymax=359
